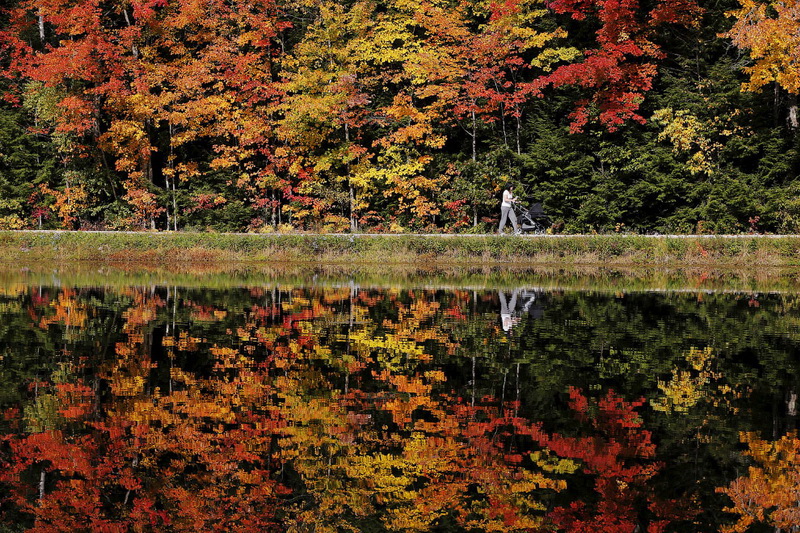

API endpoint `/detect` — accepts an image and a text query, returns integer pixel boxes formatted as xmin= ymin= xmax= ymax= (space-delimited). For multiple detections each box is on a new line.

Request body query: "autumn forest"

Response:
xmin=2 ymin=0 xmax=800 ymax=233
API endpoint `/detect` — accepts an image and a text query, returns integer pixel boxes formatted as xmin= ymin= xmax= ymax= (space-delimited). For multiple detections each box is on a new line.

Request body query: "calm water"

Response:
xmin=0 ymin=279 xmax=798 ymax=532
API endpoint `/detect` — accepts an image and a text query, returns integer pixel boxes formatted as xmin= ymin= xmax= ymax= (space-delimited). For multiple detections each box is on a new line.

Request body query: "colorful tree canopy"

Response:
xmin=3 ymin=0 xmax=800 ymax=233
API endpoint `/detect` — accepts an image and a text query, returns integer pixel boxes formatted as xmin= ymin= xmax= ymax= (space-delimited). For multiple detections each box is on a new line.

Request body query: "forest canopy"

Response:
xmin=1 ymin=0 xmax=800 ymax=234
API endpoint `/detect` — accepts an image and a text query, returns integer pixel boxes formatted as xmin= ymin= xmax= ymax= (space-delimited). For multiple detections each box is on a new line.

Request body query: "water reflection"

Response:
xmin=0 ymin=283 xmax=798 ymax=532
xmin=499 ymin=289 xmax=542 ymax=333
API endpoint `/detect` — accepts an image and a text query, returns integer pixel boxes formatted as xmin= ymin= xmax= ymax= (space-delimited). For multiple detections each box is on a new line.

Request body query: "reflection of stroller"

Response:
xmin=499 ymin=289 xmax=545 ymax=333
xmin=517 ymin=202 xmax=550 ymax=234
xmin=517 ymin=289 xmax=544 ymax=319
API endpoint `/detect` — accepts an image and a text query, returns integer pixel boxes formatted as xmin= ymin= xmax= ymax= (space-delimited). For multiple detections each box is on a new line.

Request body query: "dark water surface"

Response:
xmin=1 ymin=271 xmax=798 ymax=532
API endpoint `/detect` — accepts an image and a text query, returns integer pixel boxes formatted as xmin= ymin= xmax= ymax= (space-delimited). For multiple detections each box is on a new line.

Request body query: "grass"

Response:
xmin=2 ymin=261 xmax=799 ymax=294
xmin=3 ymin=230 xmax=800 ymax=267
xmin=2 ymin=230 xmax=800 ymax=293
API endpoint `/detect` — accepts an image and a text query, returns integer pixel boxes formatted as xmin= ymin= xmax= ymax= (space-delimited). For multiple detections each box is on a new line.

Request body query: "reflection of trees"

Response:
xmin=1 ymin=286 xmax=284 ymax=532
xmin=0 ymin=286 xmax=799 ymax=530
xmin=717 ymin=431 xmax=800 ymax=533
xmin=280 ymin=369 xmax=574 ymax=532
xmin=531 ymin=387 xmax=694 ymax=531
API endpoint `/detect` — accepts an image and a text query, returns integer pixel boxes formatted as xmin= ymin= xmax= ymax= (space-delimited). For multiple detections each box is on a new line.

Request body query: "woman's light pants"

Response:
xmin=498 ymin=205 xmax=518 ymax=233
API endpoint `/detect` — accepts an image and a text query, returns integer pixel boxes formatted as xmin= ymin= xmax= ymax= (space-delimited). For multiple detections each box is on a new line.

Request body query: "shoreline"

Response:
xmin=3 ymin=230 xmax=800 ymax=267
xmin=1 ymin=261 xmax=799 ymax=294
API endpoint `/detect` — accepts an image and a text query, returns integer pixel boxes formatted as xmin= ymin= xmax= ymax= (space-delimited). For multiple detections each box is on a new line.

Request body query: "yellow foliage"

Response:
xmin=718 ymin=431 xmax=800 ymax=532
xmin=0 ymin=215 xmax=25 ymax=230
xmin=652 ymin=108 xmax=719 ymax=176
xmin=39 ymin=182 xmax=89 ymax=229
xmin=725 ymin=0 xmax=800 ymax=94
xmin=531 ymin=449 xmax=581 ymax=475
xmin=652 ymin=347 xmax=719 ymax=413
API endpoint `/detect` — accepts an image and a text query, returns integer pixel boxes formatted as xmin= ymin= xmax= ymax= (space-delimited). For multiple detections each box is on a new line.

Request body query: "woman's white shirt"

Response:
xmin=501 ymin=189 xmax=514 ymax=208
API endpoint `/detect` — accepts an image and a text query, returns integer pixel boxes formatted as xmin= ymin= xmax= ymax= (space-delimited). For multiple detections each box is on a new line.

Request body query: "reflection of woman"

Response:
xmin=498 ymin=185 xmax=520 ymax=235
xmin=499 ymin=289 xmax=520 ymax=332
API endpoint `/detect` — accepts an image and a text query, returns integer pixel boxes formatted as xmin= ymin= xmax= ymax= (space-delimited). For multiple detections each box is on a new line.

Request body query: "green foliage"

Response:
xmin=0 ymin=102 xmax=56 ymax=228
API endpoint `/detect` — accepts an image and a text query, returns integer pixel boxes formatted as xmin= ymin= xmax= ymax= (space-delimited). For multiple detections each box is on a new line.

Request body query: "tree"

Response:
xmin=277 ymin=1 xmax=376 ymax=231
xmin=2 ymin=0 xmax=288 ymax=229
xmin=533 ymin=0 xmax=702 ymax=132
xmin=724 ymin=0 xmax=800 ymax=129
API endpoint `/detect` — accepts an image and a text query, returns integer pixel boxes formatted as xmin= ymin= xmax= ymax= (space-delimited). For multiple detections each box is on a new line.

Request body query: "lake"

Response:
xmin=0 ymin=266 xmax=798 ymax=532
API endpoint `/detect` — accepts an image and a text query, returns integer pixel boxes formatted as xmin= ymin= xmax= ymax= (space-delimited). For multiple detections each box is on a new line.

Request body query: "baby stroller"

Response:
xmin=517 ymin=202 xmax=550 ymax=234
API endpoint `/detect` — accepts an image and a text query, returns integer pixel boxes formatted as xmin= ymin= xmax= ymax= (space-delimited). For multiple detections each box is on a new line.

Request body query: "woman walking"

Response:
xmin=498 ymin=184 xmax=520 ymax=235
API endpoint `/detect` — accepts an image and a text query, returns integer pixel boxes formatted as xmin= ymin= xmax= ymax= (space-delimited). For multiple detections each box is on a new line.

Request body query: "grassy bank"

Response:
xmin=2 ymin=262 xmax=800 ymax=294
xmin=3 ymin=230 xmax=800 ymax=266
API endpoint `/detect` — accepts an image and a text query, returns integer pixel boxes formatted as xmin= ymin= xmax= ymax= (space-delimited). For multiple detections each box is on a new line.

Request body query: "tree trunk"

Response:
xmin=471 ymin=355 xmax=476 ymax=407
xmin=349 ymin=185 xmax=356 ymax=232
xmin=38 ymin=469 xmax=46 ymax=501
xmin=788 ymin=92 xmax=798 ymax=131
xmin=165 ymin=176 xmax=171 ymax=231
xmin=271 ymin=189 xmax=277 ymax=228
xmin=345 ymin=122 xmax=357 ymax=232
xmin=515 ymin=362 xmax=520 ymax=418
xmin=499 ymin=98 xmax=508 ymax=149
xmin=471 ymin=110 xmax=477 ymax=162
xmin=123 ymin=9 xmax=139 ymax=58
xmin=38 ymin=11 xmax=45 ymax=44
xmin=172 ymin=178 xmax=178 ymax=231
xmin=144 ymin=120 xmax=154 ymax=184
